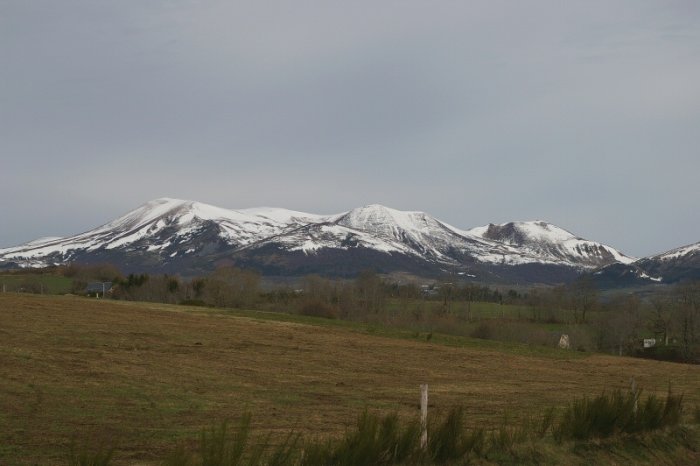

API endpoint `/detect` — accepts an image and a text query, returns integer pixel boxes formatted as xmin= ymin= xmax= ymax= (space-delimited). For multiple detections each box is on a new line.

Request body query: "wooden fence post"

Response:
xmin=420 ymin=384 xmax=428 ymax=450
xmin=630 ymin=377 xmax=638 ymax=415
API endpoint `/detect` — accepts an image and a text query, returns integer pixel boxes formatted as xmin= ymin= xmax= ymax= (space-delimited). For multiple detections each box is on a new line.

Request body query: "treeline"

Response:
xmin=522 ymin=278 xmax=700 ymax=361
xmin=53 ymin=264 xmax=523 ymax=318
xmin=11 ymin=263 xmax=700 ymax=363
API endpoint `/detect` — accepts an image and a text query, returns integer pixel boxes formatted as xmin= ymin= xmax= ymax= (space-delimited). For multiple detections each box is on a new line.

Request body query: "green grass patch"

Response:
xmin=0 ymin=274 xmax=72 ymax=294
xmin=178 ymin=305 xmax=587 ymax=360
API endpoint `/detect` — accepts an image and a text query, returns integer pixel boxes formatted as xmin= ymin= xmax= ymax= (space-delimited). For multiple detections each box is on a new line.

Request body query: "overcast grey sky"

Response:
xmin=1 ymin=0 xmax=698 ymax=257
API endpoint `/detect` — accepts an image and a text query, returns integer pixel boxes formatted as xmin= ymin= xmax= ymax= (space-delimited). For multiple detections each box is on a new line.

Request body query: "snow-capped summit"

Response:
xmin=468 ymin=221 xmax=636 ymax=268
xmin=651 ymin=241 xmax=700 ymax=262
xmin=0 ymin=198 xmax=324 ymax=266
xmin=468 ymin=220 xmax=576 ymax=246
xmin=593 ymin=240 xmax=700 ymax=287
xmin=0 ymin=198 xmax=645 ymax=282
xmin=334 ymin=205 xmax=466 ymax=254
xmin=105 ymin=198 xmax=322 ymax=246
xmin=336 ymin=204 xmax=439 ymax=236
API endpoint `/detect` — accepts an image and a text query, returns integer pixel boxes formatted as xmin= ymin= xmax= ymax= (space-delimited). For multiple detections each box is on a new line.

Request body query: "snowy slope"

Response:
xmin=467 ymin=221 xmax=636 ymax=268
xmin=245 ymin=205 xmax=628 ymax=270
xmin=0 ymin=198 xmax=325 ymax=263
xmin=592 ymin=241 xmax=700 ymax=287
xmin=334 ymin=204 xmax=479 ymax=261
xmin=651 ymin=242 xmax=700 ymax=262
xmin=0 ymin=198 xmax=638 ymax=279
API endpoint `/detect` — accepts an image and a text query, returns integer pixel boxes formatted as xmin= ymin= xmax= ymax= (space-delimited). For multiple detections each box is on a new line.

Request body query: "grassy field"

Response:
xmin=0 ymin=294 xmax=698 ymax=464
xmin=0 ymin=273 xmax=72 ymax=294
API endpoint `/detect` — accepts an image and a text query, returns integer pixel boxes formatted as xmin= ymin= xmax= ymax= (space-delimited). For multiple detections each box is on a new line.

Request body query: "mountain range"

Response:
xmin=0 ymin=198 xmax=697 ymax=286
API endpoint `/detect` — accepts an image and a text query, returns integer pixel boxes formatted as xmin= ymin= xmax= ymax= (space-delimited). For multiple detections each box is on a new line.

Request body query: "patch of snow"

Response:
xmin=23 ymin=236 xmax=64 ymax=246
xmin=240 ymin=207 xmax=328 ymax=224
xmin=654 ymin=242 xmax=700 ymax=261
xmin=639 ymin=272 xmax=663 ymax=282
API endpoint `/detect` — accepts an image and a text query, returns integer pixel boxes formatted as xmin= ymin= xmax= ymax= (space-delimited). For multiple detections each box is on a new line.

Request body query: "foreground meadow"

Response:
xmin=0 ymin=294 xmax=698 ymax=464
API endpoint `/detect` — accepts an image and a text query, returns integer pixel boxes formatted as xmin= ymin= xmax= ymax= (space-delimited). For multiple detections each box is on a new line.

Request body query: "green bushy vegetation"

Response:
xmin=67 ymin=389 xmax=689 ymax=465
xmin=0 ymin=272 xmax=72 ymax=294
xmin=554 ymin=388 xmax=684 ymax=441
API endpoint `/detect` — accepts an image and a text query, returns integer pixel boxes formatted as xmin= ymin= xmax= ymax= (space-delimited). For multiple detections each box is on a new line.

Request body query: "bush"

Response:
xmin=199 ymin=416 xmax=252 ymax=466
xmin=151 ymin=389 xmax=687 ymax=464
xmin=428 ymin=407 xmax=461 ymax=462
xmin=328 ymin=411 xmax=420 ymax=465
xmin=180 ymin=299 xmax=208 ymax=307
xmin=428 ymin=407 xmax=473 ymax=463
xmin=470 ymin=322 xmax=495 ymax=340
xmin=298 ymin=300 xmax=338 ymax=319
xmin=554 ymin=388 xmax=684 ymax=441
xmin=163 ymin=415 xmax=263 ymax=466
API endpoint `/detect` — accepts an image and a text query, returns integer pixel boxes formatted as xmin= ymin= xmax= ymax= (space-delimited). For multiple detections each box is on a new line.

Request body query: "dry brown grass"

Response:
xmin=1 ymin=293 xmax=698 ymax=464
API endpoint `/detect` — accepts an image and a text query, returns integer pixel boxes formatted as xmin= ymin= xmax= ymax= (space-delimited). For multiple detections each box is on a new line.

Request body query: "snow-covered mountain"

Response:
xmin=0 ymin=198 xmax=639 ymax=282
xmin=467 ymin=221 xmax=635 ymax=268
xmin=593 ymin=241 xmax=700 ymax=287
xmin=0 ymin=198 xmax=325 ymax=272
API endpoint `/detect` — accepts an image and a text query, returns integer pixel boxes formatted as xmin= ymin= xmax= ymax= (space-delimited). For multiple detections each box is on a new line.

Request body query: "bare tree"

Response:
xmin=570 ymin=276 xmax=598 ymax=324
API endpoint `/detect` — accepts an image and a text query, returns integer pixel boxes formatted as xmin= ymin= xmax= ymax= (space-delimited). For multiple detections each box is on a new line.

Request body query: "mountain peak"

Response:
xmin=336 ymin=204 xmax=438 ymax=236
xmin=0 ymin=198 xmax=645 ymax=280
xmin=652 ymin=241 xmax=700 ymax=261
xmin=477 ymin=221 xmax=578 ymax=246
xmin=468 ymin=220 xmax=635 ymax=266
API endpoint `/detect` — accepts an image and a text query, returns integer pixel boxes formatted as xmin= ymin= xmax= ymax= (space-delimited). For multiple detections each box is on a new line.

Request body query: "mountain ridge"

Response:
xmin=2 ymin=197 xmax=691 ymax=285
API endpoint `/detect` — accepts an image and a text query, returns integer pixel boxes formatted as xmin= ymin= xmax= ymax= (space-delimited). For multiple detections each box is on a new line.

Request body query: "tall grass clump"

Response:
xmin=534 ymin=407 xmax=557 ymax=438
xmin=148 ymin=388 xmax=688 ymax=465
xmin=554 ymin=388 xmax=684 ymax=441
xmin=321 ymin=411 xmax=420 ymax=465
xmin=199 ymin=416 xmax=252 ymax=466
xmin=483 ymin=407 xmax=555 ymax=451
xmin=67 ymin=441 xmax=114 ymax=466
xmin=265 ymin=432 xmax=302 ymax=466
xmin=163 ymin=414 xmax=289 ymax=466
xmin=428 ymin=407 xmax=485 ymax=463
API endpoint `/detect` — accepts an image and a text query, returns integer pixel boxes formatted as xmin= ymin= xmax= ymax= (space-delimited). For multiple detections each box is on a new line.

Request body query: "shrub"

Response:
xmin=554 ymin=388 xmax=684 ymax=441
xmin=298 ymin=300 xmax=338 ymax=319
xmin=470 ymin=322 xmax=495 ymax=340
xmin=328 ymin=411 xmax=420 ymax=465
xmin=151 ymin=388 xmax=682 ymax=465
xmin=163 ymin=415 xmax=264 ymax=466
xmin=428 ymin=407 xmax=481 ymax=463
xmin=535 ymin=407 xmax=556 ymax=438
xmin=265 ymin=431 xmax=301 ymax=466
xmin=180 ymin=299 xmax=208 ymax=307
xmin=199 ymin=416 xmax=251 ymax=466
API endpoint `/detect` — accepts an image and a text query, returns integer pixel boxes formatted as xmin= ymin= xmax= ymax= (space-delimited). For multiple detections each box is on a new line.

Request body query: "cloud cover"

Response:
xmin=1 ymin=0 xmax=699 ymax=257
